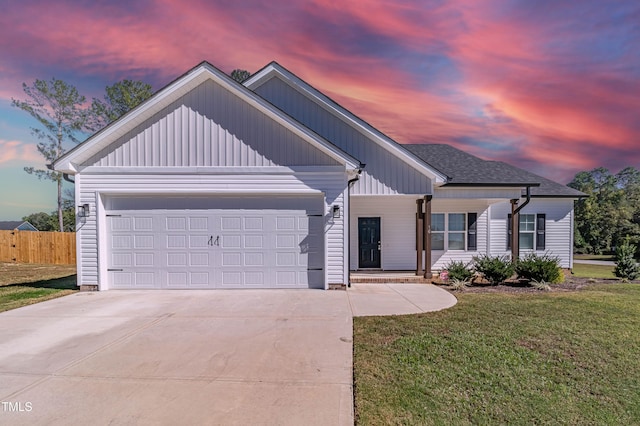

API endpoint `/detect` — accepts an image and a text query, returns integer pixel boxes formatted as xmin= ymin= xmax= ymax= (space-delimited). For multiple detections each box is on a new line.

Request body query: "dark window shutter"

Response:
xmin=536 ymin=213 xmax=546 ymax=250
xmin=468 ymin=213 xmax=477 ymax=251
xmin=507 ymin=214 xmax=512 ymax=249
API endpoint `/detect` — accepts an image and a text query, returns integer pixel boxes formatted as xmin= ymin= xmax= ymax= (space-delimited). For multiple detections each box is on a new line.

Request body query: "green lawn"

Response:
xmin=0 ymin=263 xmax=77 ymax=313
xmin=354 ymin=284 xmax=640 ymax=425
xmin=572 ymin=262 xmax=615 ymax=279
xmin=574 ymin=254 xmax=615 ymax=262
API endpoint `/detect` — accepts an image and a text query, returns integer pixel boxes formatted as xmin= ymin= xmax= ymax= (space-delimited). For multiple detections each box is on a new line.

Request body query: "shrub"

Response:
xmin=449 ymin=278 xmax=469 ymax=291
xmin=530 ymin=279 xmax=551 ymax=291
xmin=472 ymin=255 xmax=515 ymax=285
xmin=516 ymin=253 xmax=563 ymax=284
xmin=444 ymin=260 xmax=474 ymax=282
xmin=614 ymin=240 xmax=640 ymax=281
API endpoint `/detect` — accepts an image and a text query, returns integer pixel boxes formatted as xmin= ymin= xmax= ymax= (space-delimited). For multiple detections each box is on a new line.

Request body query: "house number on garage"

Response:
xmin=208 ymin=236 xmax=220 ymax=247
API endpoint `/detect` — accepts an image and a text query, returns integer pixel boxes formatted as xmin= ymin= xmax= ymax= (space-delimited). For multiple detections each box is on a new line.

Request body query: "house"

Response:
xmin=0 ymin=221 xmax=39 ymax=231
xmin=53 ymin=61 xmax=583 ymax=290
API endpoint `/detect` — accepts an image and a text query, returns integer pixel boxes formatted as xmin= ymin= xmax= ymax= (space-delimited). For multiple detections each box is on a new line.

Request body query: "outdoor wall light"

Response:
xmin=78 ymin=203 xmax=90 ymax=218
xmin=332 ymin=205 xmax=340 ymax=219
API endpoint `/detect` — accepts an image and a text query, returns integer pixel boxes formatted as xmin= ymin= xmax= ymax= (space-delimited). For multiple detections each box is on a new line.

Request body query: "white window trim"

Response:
xmin=431 ymin=212 xmax=467 ymax=252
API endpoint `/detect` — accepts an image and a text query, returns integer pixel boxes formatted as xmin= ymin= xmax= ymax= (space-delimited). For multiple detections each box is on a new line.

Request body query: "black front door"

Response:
xmin=358 ymin=217 xmax=381 ymax=268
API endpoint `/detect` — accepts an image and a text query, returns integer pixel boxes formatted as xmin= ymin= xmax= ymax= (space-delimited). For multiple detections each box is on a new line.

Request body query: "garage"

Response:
xmin=105 ymin=196 xmax=325 ymax=289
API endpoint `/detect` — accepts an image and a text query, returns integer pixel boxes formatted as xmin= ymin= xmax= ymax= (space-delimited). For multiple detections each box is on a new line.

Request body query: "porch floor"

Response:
xmin=350 ymin=271 xmax=433 ymax=284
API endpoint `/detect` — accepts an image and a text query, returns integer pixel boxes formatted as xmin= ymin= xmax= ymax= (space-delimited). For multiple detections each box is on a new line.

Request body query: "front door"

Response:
xmin=358 ymin=217 xmax=381 ymax=268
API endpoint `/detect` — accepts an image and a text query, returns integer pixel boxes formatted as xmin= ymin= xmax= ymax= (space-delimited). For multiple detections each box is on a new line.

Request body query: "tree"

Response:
xmin=569 ymin=167 xmax=640 ymax=254
xmin=230 ymin=69 xmax=251 ymax=83
xmin=22 ymin=212 xmax=55 ymax=231
xmin=86 ymin=80 xmax=154 ymax=132
xmin=614 ymin=239 xmax=640 ymax=280
xmin=12 ymin=78 xmax=87 ymax=232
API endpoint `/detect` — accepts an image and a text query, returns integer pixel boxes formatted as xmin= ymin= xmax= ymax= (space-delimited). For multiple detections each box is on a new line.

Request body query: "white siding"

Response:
xmin=254 ymin=77 xmax=430 ymax=195
xmin=84 ymin=80 xmax=340 ymax=168
xmin=75 ymin=171 xmax=347 ymax=288
xmin=349 ymin=197 xmax=491 ymax=271
xmin=430 ymin=199 xmax=490 ymax=271
xmin=350 ymin=196 xmax=417 ymax=270
xmin=489 ymin=199 xmax=575 ymax=268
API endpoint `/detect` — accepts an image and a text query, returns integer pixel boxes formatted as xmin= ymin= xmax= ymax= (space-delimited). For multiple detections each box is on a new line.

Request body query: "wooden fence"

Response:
xmin=0 ymin=230 xmax=76 ymax=265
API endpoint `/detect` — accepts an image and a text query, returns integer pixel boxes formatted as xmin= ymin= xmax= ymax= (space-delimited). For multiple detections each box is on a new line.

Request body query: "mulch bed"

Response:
xmin=436 ymin=276 xmax=638 ymax=294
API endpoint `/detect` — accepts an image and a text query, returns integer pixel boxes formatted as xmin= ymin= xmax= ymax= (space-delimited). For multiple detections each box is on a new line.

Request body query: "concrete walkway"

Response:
xmin=0 ymin=284 xmax=455 ymax=425
xmin=348 ymin=284 xmax=457 ymax=316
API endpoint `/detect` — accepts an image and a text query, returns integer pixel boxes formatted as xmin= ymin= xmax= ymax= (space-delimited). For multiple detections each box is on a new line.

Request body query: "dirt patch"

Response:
xmin=0 ymin=263 xmax=76 ymax=286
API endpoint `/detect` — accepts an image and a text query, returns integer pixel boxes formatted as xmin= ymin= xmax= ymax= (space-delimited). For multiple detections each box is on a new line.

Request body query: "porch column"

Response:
xmin=510 ymin=199 xmax=519 ymax=261
xmin=416 ymin=198 xmax=424 ymax=276
xmin=423 ymin=195 xmax=432 ymax=278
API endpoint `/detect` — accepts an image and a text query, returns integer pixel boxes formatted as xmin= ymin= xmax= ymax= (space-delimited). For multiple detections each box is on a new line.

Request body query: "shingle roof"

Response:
xmin=403 ymin=144 xmax=585 ymax=198
xmin=0 ymin=221 xmax=37 ymax=231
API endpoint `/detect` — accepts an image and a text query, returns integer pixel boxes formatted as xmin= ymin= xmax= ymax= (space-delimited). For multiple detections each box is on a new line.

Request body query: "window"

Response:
xmin=448 ymin=213 xmax=466 ymax=250
xmin=431 ymin=213 xmax=473 ymax=251
xmin=507 ymin=213 xmax=546 ymax=250
xmin=431 ymin=213 xmax=445 ymax=250
xmin=519 ymin=214 xmax=535 ymax=249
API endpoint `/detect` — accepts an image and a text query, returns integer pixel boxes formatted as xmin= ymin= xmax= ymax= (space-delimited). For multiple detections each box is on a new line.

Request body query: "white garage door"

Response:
xmin=106 ymin=196 xmax=325 ymax=289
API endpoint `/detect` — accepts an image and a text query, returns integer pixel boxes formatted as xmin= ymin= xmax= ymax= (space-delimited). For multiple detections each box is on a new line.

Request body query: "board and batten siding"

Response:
xmin=489 ymin=199 xmax=574 ymax=268
xmin=253 ymin=77 xmax=430 ymax=195
xmin=84 ymin=80 xmax=340 ymax=168
xmin=75 ymin=171 xmax=348 ymax=288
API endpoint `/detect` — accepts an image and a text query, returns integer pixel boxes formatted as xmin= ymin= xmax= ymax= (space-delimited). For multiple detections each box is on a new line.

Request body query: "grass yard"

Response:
xmin=574 ymin=254 xmax=615 ymax=262
xmin=0 ymin=263 xmax=77 ymax=313
xmin=354 ymin=284 xmax=640 ymax=425
xmin=572 ymin=262 xmax=615 ymax=279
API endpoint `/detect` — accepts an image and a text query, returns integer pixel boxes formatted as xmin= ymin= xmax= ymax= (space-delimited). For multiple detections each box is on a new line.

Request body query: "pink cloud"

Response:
xmin=0 ymin=139 xmax=43 ymax=165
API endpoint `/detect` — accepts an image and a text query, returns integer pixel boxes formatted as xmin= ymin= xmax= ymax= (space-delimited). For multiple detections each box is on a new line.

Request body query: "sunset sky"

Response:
xmin=0 ymin=0 xmax=638 ymax=220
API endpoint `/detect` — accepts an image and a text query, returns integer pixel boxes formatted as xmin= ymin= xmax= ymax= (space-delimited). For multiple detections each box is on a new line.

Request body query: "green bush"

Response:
xmin=516 ymin=253 xmax=563 ymax=284
xmin=614 ymin=240 xmax=640 ymax=281
xmin=472 ymin=255 xmax=515 ymax=285
xmin=444 ymin=260 xmax=474 ymax=282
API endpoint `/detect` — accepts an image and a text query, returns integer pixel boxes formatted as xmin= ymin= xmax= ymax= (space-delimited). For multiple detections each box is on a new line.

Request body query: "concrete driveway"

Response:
xmin=0 ymin=285 xmax=455 ymax=425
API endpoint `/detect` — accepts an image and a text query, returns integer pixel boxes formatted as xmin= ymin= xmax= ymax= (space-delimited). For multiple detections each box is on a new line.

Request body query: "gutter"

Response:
xmin=346 ymin=164 xmax=365 ymax=288
xmin=47 ymin=163 xmax=75 ymax=183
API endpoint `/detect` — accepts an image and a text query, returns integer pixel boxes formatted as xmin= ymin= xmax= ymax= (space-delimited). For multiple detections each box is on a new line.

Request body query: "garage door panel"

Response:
xmin=107 ymin=196 xmax=325 ymax=289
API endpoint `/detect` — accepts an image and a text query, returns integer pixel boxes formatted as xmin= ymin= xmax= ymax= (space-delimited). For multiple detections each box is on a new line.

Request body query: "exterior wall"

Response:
xmin=489 ymin=198 xmax=575 ymax=268
xmin=75 ymin=171 xmax=347 ymax=289
xmin=349 ymin=196 xmax=492 ymax=271
xmin=84 ymin=80 xmax=339 ymax=168
xmin=349 ymin=196 xmax=417 ymax=270
xmin=430 ymin=199 xmax=490 ymax=271
xmin=253 ymin=77 xmax=431 ymax=195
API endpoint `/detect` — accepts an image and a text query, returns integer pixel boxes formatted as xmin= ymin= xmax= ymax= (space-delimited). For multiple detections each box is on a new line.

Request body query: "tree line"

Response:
xmin=13 ymin=69 xmax=251 ymax=231
xmin=569 ymin=166 xmax=640 ymax=256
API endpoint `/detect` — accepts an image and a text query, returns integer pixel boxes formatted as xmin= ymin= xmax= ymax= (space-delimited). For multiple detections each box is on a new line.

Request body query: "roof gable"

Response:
xmin=245 ymin=62 xmax=447 ymax=184
xmin=54 ymin=62 xmax=359 ymax=173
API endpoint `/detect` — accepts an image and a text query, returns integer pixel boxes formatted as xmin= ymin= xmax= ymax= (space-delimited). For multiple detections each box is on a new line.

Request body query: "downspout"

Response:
xmin=346 ymin=164 xmax=365 ymax=288
xmin=511 ymin=185 xmax=533 ymax=261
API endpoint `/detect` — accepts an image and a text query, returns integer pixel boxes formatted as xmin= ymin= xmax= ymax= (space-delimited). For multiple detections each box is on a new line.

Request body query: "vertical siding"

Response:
xmin=85 ymin=80 xmax=340 ymax=168
xmin=489 ymin=199 xmax=575 ymax=268
xmin=76 ymin=172 xmax=347 ymax=288
xmin=254 ymin=77 xmax=430 ymax=195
